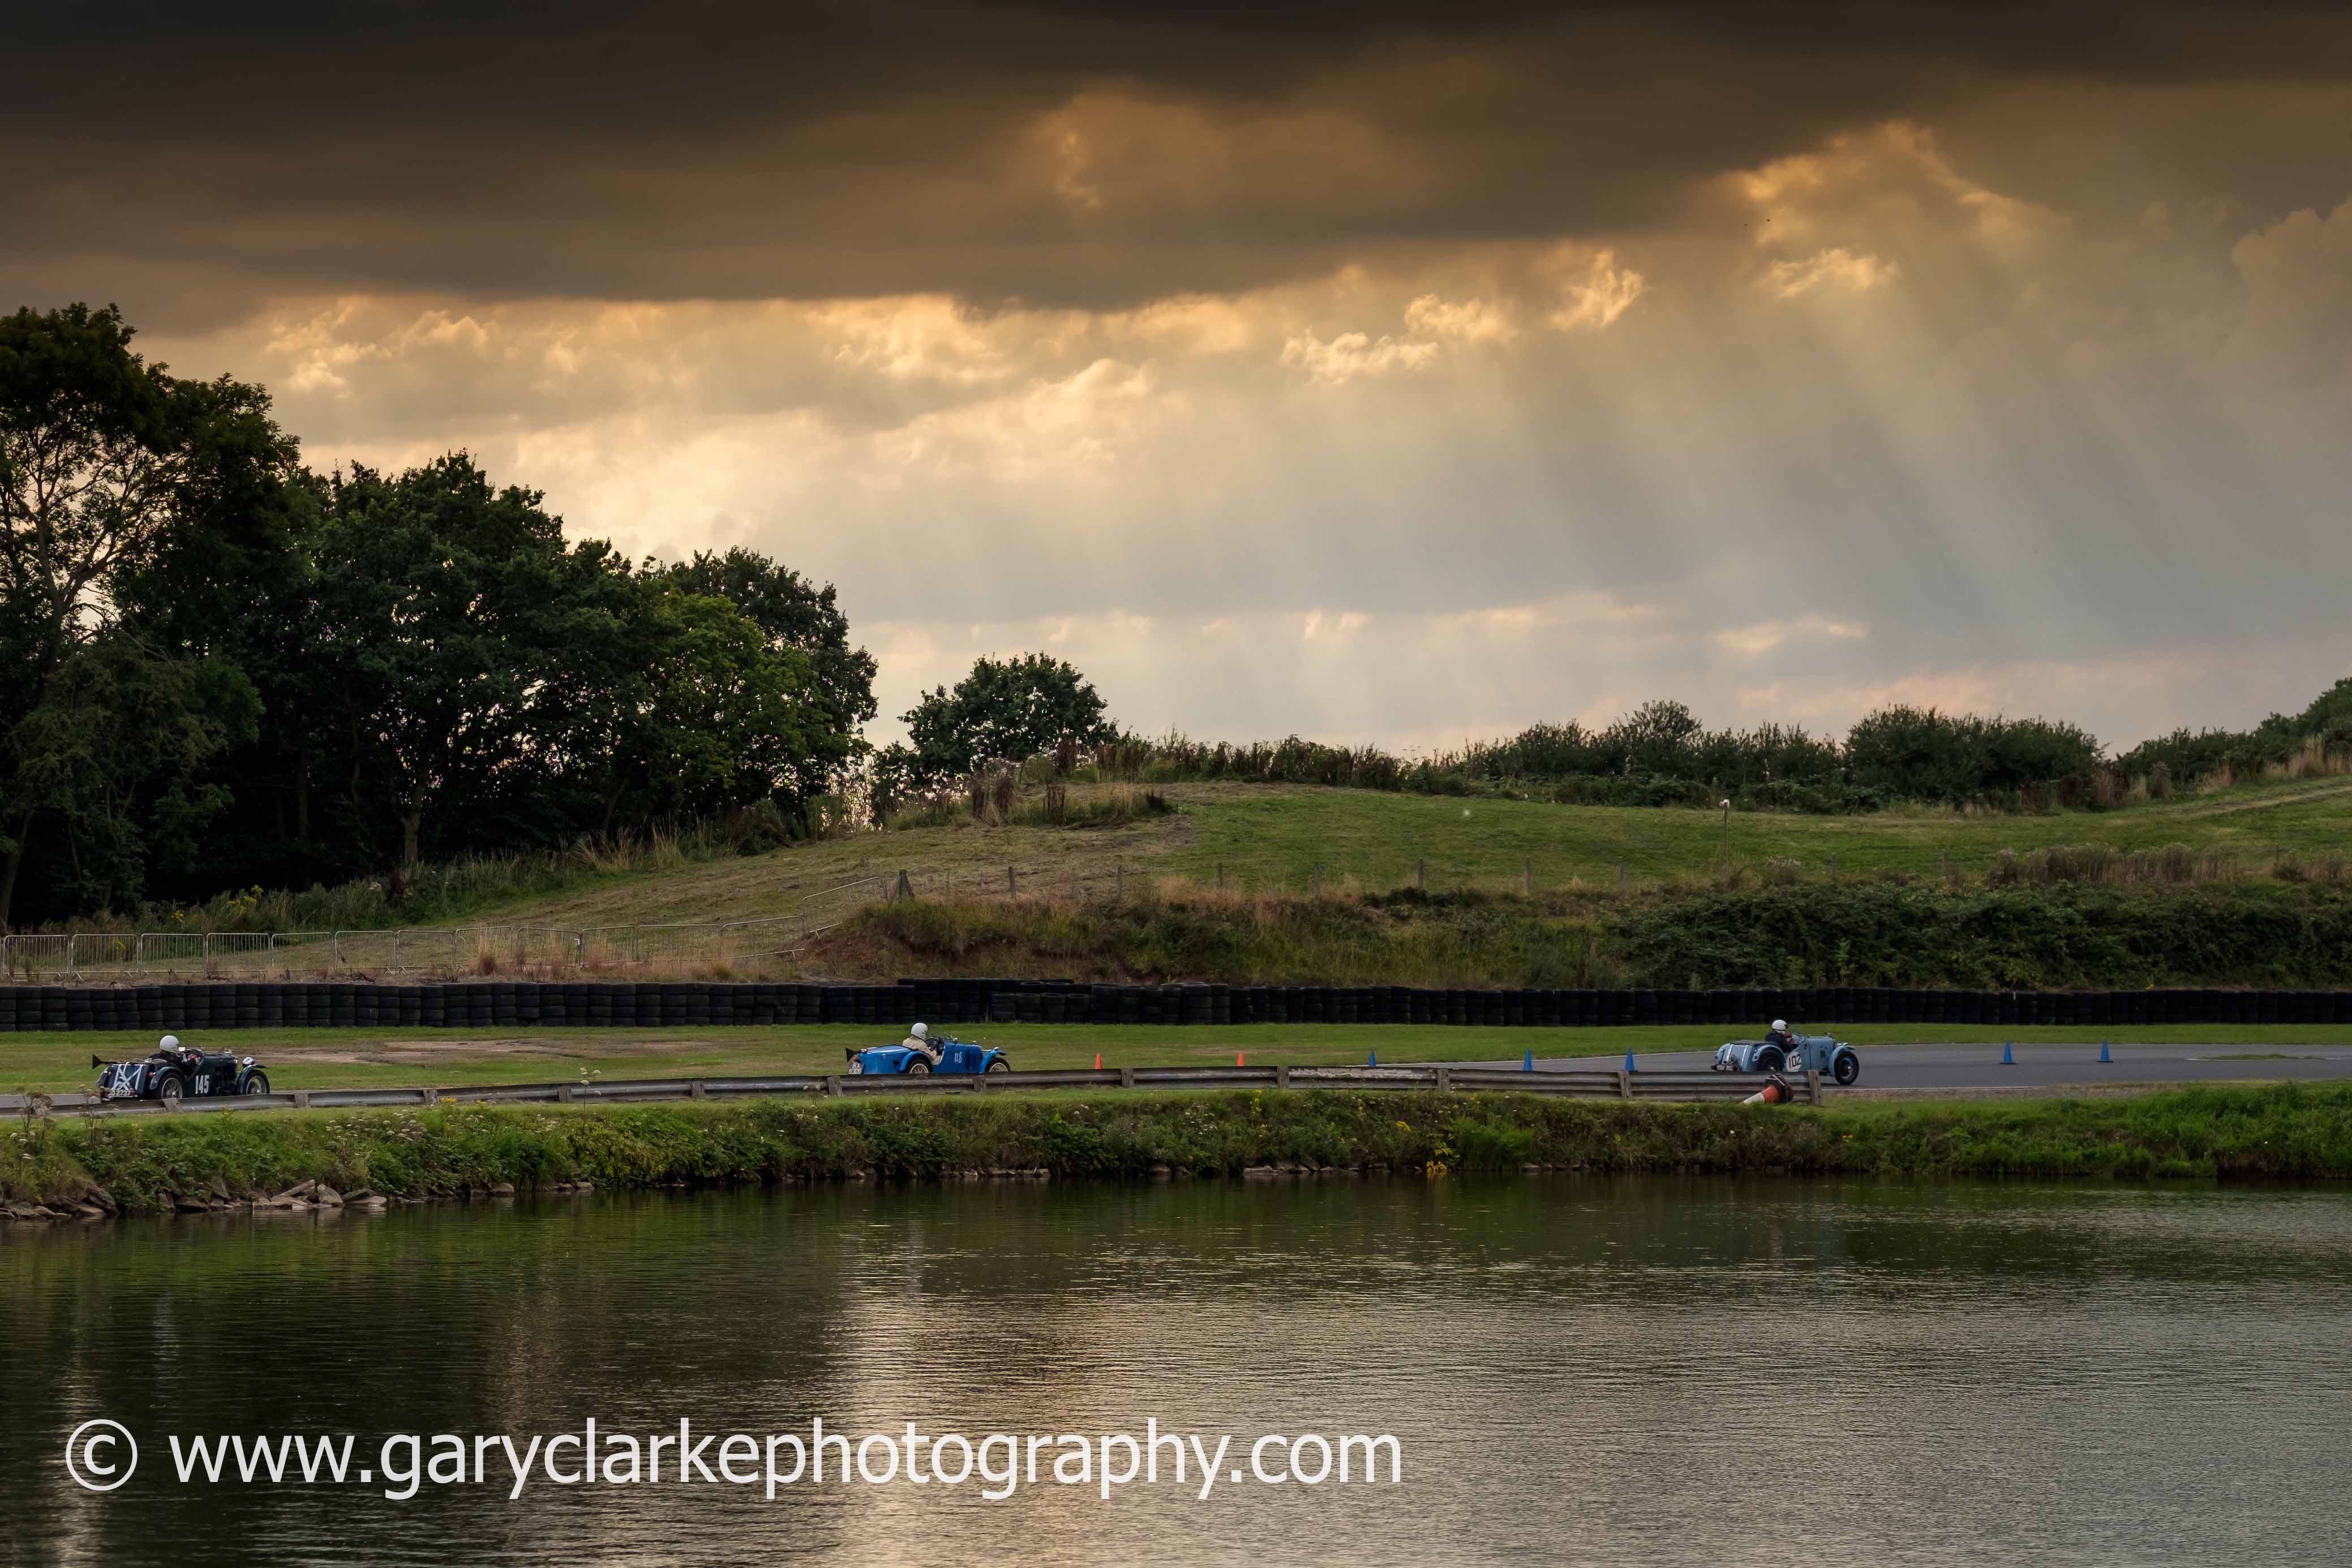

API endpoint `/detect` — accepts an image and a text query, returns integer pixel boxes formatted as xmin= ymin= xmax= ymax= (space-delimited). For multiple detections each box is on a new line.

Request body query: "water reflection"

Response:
xmin=5 ymin=1178 xmax=2349 ymax=1566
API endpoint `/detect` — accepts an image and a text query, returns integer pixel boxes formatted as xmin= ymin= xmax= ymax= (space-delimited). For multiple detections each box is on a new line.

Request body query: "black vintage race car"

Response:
xmin=93 ymin=1038 xmax=269 ymax=1106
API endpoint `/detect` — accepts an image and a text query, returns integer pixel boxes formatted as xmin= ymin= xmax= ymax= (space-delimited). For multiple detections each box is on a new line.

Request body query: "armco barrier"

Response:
xmin=0 ymin=980 xmax=2348 ymax=1034
xmin=0 ymin=1064 xmax=1825 ymax=1117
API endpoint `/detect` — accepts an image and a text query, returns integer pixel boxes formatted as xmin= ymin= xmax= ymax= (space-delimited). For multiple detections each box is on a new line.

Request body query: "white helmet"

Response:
xmin=1771 ymin=1020 xmax=1787 ymax=1032
xmin=160 ymin=1034 xmax=181 ymax=1050
xmin=910 ymin=1022 xmax=928 ymax=1039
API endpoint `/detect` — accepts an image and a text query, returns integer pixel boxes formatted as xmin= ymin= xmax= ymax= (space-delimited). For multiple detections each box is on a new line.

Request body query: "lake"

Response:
xmin=5 ymin=1176 xmax=2349 ymax=1565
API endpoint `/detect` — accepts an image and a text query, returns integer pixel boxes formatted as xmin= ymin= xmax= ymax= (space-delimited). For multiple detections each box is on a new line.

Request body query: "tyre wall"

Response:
xmin=0 ymin=981 xmax=2346 ymax=1031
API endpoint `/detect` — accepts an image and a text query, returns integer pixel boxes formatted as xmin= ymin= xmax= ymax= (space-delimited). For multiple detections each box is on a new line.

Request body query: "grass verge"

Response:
xmin=8 ymin=1083 xmax=2349 ymax=1213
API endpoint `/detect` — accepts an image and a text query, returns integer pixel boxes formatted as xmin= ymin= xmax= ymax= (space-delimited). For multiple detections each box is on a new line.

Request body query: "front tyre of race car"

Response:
xmin=985 ymin=1056 xmax=1011 ymax=1073
xmin=242 ymin=1071 xmax=271 ymax=1096
xmin=1832 ymin=1051 xmax=1860 ymax=1086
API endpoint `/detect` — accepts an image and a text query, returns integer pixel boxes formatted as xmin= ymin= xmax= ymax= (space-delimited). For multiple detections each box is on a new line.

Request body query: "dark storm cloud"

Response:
xmin=6 ymin=2 xmax=2349 ymax=324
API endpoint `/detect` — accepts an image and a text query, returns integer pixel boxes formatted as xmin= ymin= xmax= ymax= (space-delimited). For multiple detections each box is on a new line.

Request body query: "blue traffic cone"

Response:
xmin=1367 ymin=1049 xmax=1376 ymax=1067
xmin=2099 ymin=1039 xmax=2111 ymax=1063
xmin=1522 ymin=1048 xmax=1534 ymax=1072
xmin=2001 ymin=1041 xmax=2015 ymax=1066
xmin=1624 ymin=1047 xmax=1638 ymax=1073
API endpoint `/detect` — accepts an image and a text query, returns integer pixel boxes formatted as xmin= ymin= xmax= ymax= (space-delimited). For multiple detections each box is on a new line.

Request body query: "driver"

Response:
xmin=159 ymin=1033 xmax=196 ymax=1063
xmin=1765 ymin=1019 xmax=1796 ymax=1052
xmin=902 ymin=1021 xmax=942 ymax=1066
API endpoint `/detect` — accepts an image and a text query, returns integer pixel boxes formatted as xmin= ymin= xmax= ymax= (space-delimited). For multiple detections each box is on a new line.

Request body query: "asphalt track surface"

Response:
xmin=1459 ymin=1042 xmax=2352 ymax=1092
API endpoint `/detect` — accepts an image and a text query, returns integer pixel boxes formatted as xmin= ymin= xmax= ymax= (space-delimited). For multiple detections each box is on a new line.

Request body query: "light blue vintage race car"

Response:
xmin=1713 ymin=1032 xmax=1861 ymax=1085
xmin=844 ymin=1034 xmax=1011 ymax=1077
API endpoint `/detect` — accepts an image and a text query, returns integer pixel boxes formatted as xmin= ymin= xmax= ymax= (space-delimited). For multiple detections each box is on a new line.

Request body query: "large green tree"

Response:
xmin=891 ymin=652 xmax=1118 ymax=789
xmin=309 ymin=456 xmax=604 ymax=869
xmin=660 ymin=547 xmax=873 ymax=788
xmin=0 ymin=303 xmax=285 ymax=926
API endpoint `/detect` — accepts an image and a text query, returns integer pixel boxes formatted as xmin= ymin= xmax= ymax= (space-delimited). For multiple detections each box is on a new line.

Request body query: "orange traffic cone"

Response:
xmin=1237 ymin=1051 xmax=1246 ymax=1066
xmin=1093 ymin=1053 xmax=1101 ymax=1069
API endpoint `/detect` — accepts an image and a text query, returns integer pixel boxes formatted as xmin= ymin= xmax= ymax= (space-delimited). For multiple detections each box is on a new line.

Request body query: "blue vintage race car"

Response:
xmin=1713 ymin=1032 xmax=1860 ymax=1085
xmin=845 ymin=1034 xmax=1011 ymax=1076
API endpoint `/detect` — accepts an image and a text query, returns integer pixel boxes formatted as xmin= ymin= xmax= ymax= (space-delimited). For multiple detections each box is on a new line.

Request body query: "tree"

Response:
xmin=620 ymin=590 xmax=825 ymax=822
xmin=896 ymin=652 xmax=1118 ymax=785
xmin=662 ymin=547 xmax=875 ymax=788
xmin=308 ymin=456 xmax=579 ymax=869
xmin=545 ymin=576 xmax=826 ymax=832
xmin=0 ymin=303 xmax=286 ymax=926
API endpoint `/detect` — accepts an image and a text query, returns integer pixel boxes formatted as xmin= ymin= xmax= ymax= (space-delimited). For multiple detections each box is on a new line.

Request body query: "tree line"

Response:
xmin=886 ymin=679 xmax=2350 ymax=822
xmin=1 ymin=304 xmax=874 ymax=928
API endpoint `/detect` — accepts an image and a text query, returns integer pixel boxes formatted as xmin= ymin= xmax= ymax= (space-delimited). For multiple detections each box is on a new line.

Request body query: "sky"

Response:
xmin=9 ymin=2 xmax=2351 ymax=753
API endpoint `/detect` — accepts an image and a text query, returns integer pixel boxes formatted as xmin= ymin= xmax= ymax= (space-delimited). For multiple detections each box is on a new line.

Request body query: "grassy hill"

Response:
xmin=461 ymin=774 xmax=2352 ymax=933
xmin=30 ymin=776 xmax=2347 ymax=990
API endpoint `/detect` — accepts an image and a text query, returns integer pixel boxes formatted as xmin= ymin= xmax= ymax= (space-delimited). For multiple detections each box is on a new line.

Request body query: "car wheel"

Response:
xmin=243 ymin=1071 xmax=271 ymax=1096
xmin=904 ymin=1058 xmax=931 ymax=1076
xmin=1833 ymin=1054 xmax=1860 ymax=1086
xmin=986 ymin=1058 xmax=1011 ymax=1073
xmin=155 ymin=1073 xmax=186 ymax=1109
xmin=1754 ymin=1048 xmax=1786 ymax=1075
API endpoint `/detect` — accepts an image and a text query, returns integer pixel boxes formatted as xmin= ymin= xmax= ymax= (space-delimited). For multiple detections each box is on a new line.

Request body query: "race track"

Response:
xmin=1460 ymin=1041 xmax=2352 ymax=1093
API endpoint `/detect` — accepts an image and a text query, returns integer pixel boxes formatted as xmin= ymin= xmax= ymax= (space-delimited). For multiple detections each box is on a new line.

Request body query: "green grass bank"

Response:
xmin=826 ymin=879 xmax=2352 ymax=989
xmin=10 ymin=1084 xmax=2350 ymax=1214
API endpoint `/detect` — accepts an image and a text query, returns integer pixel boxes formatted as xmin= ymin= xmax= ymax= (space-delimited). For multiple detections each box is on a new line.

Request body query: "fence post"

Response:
xmin=1435 ymin=1065 xmax=1453 ymax=1093
xmin=1806 ymin=1070 xmax=1823 ymax=1107
xmin=1119 ymin=1066 xmax=1136 ymax=1089
xmin=1274 ymin=1064 xmax=1291 ymax=1089
xmin=1616 ymin=1068 xmax=1633 ymax=1101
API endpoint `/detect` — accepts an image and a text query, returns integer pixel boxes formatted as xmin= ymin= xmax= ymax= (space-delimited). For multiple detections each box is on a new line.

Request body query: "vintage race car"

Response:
xmin=93 ymin=1042 xmax=269 ymax=1106
xmin=845 ymin=1034 xmax=1011 ymax=1076
xmin=1713 ymin=1032 xmax=1860 ymax=1085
